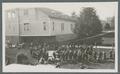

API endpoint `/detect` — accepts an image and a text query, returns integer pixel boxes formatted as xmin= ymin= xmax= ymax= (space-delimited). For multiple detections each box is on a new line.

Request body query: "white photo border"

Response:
xmin=2 ymin=2 xmax=118 ymax=72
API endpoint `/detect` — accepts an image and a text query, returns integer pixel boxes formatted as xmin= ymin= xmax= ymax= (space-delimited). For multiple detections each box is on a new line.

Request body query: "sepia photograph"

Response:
xmin=2 ymin=2 xmax=118 ymax=72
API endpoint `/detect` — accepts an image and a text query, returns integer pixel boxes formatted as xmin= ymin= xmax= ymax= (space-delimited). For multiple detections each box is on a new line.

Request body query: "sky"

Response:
xmin=2 ymin=2 xmax=118 ymax=20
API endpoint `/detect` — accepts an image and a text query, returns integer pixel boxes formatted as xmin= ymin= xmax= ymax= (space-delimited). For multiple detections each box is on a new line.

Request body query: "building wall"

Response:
xmin=19 ymin=8 xmax=75 ymax=36
xmin=102 ymin=37 xmax=114 ymax=45
xmin=19 ymin=8 xmax=51 ymax=36
xmin=6 ymin=36 xmax=19 ymax=44
xmin=5 ymin=9 xmax=20 ymax=44
xmin=5 ymin=8 xmax=76 ymax=43
xmin=50 ymin=18 xmax=75 ymax=36
xmin=5 ymin=8 xmax=75 ymax=37
xmin=5 ymin=9 xmax=19 ymax=36
xmin=20 ymin=36 xmax=56 ymax=43
xmin=56 ymin=34 xmax=77 ymax=42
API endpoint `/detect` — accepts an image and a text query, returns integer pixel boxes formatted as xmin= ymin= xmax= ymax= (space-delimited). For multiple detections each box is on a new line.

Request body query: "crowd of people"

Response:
xmin=53 ymin=45 xmax=114 ymax=64
xmin=6 ymin=41 xmax=115 ymax=66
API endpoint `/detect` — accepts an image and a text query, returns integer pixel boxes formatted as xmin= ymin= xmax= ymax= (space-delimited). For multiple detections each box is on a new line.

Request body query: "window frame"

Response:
xmin=24 ymin=23 xmax=30 ymax=31
xmin=71 ymin=24 xmax=74 ymax=30
xmin=53 ymin=22 xmax=54 ymax=31
xmin=61 ymin=23 xmax=64 ymax=31
xmin=24 ymin=9 xmax=28 ymax=16
xmin=43 ymin=22 xmax=47 ymax=31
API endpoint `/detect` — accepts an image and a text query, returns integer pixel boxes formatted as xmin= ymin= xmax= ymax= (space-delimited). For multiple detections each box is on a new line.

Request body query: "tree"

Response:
xmin=74 ymin=7 xmax=103 ymax=44
xmin=104 ymin=23 xmax=111 ymax=30
xmin=111 ymin=16 xmax=115 ymax=30
xmin=71 ymin=12 xmax=76 ymax=17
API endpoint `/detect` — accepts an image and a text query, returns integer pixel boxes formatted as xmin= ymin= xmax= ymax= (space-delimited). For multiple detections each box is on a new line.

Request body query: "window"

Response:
xmin=12 ymin=11 xmax=15 ymax=18
xmin=24 ymin=23 xmax=30 ymax=31
xmin=44 ymin=25 xmax=46 ymax=31
xmin=61 ymin=23 xmax=64 ymax=31
xmin=8 ymin=11 xmax=15 ymax=18
xmin=43 ymin=22 xmax=46 ymax=31
xmin=8 ymin=12 xmax=12 ymax=18
xmin=24 ymin=9 xmax=28 ymax=16
xmin=35 ymin=8 xmax=39 ymax=20
xmin=13 ymin=26 xmax=15 ymax=31
xmin=53 ymin=22 xmax=54 ymax=31
xmin=71 ymin=24 xmax=74 ymax=30
xmin=8 ymin=24 xmax=11 ymax=29
xmin=43 ymin=22 xmax=46 ymax=24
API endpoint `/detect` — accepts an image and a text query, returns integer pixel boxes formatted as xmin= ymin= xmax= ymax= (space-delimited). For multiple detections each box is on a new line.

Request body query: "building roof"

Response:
xmin=35 ymin=7 xmax=77 ymax=22
xmin=5 ymin=7 xmax=77 ymax=22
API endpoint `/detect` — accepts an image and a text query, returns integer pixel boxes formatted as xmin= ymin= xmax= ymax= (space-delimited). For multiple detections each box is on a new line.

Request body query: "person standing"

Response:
xmin=98 ymin=52 xmax=103 ymax=63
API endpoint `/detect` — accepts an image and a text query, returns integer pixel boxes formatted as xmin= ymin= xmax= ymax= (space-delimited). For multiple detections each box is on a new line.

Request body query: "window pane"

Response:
xmin=12 ymin=12 xmax=15 ymax=18
xmin=61 ymin=23 xmax=64 ymax=31
xmin=43 ymin=22 xmax=47 ymax=31
xmin=43 ymin=22 xmax=46 ymax=24
xmin=71 ymin=24 xmax=73 ymax=30
xmin=24 ymin=23 xmax=29 ymax=31
xmin=53 ymin=22 xmax=54 ymax=31
xmin=24 ymin=9 xmax=28 ymax=16
xmin=8 ymin=12 xmax=11 ymax=18
xmin=44 ymin=25 xmax=46 ymax=31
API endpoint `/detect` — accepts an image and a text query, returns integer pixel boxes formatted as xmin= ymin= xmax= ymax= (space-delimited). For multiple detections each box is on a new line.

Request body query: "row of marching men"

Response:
xmin=29 ymin=43 xmax=115 ymax=65
xmin=52 ymin=45 xmax=115 ymax=64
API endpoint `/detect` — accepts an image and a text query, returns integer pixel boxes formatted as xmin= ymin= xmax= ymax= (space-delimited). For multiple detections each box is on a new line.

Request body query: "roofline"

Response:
xmin=5 ymin=8 xmax=77 ymax=22
xmin=49 ymin=16 xmax=76 ymax=22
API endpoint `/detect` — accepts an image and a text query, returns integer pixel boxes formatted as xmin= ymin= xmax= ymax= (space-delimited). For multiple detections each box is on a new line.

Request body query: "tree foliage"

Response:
xmin=104 ymin=23 xmax=111 ymax=30
xmin=71 ymin=12 xmax=76 ymax=17
xmin=74 ymin=7 xmax=103 ymax=39
xmin=111 ymin=16 xmax=115 ymax=30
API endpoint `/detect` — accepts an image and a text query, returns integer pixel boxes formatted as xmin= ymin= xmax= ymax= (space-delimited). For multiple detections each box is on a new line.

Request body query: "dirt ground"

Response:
xmin=3 ymin=62 xmax=115 ymax=72
xmin=61 ymin=62 xmax=115 ymax=69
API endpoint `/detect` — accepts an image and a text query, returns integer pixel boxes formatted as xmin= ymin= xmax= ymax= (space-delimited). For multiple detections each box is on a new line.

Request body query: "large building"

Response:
xmin=5 ymin=8 xmax=76 ymax=44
